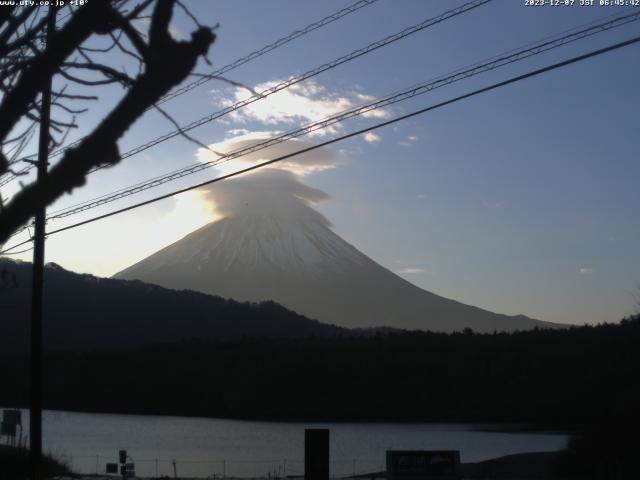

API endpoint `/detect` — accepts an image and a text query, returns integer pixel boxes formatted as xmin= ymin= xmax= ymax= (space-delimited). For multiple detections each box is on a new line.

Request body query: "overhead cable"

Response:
xmin=3 ymin=32 xmax=638 ymax=255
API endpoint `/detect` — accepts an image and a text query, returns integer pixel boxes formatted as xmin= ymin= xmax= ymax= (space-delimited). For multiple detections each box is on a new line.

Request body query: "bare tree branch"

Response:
xmin=0 ymin=1 xmax=117 ymax=146
xmin=62 ymin=62 xmax=136 ymax=86
xmin=0 ymin=0 xmax=216 ymax=244
xmin=153 ymin=102 xmax=223 ymax=157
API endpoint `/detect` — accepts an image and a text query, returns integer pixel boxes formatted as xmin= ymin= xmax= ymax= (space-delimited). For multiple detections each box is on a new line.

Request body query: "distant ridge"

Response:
xmin=0 ymin=258 xmax=347 ymax=353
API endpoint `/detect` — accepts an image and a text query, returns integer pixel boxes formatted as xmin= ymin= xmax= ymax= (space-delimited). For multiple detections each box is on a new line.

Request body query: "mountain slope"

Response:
xmin=115 ymin=211 xmax=557 ymax=333
xmin=0 ymin=259 xmax=346 ymax=353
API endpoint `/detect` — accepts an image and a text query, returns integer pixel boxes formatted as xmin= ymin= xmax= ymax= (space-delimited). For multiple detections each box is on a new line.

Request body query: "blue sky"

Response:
xmin=3 ymin=0 xmax=640 ymax=325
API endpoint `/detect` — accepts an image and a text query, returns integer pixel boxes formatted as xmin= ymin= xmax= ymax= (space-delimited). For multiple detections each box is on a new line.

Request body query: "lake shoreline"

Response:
xmin=3 ymin=404 xmax=577 ymax=434
xmin=3 ymin=408 xmax=569 ymax=478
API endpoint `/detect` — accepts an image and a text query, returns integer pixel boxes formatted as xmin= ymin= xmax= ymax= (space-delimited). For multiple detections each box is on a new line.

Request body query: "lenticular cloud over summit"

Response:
xmin=194 ymin=131 xmax=340 ymax=227
xmin=197 ymin=131 xmax=343 ymax=177
xmin=116 ymin=133 xmax=557 ymax=333
xmin=200 ymin=169 xmax=332 ymax=227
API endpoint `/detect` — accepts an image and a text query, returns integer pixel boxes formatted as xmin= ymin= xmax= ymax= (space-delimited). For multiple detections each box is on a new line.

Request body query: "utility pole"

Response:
xmin=30 ymin=6 xmax=55 ymax=480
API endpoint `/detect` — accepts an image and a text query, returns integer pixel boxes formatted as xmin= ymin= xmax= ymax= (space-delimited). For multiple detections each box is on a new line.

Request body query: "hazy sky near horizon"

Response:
xmin=2 ymin=0 xmax=639 ymax=325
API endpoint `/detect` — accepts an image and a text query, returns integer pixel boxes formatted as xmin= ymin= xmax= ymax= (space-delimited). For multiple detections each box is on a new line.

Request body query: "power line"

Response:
xmin=3 ymin=33 xmax=638 ymax=255
xmin=155 ymin=0 xmax=381 ymax=106
xmin=0 ymin=246 xmax=34 ymax=255
xmin=42 ymin=9 xmax=640 ymax=222
xmin=0 ymin=0 xmax=381 ymax=186
xmin=108 ymin=0 xmax=493 ymax=160
xmin=6 ymin=7 xmax=639 ymax=243
xmin=0 ymin=0 xmax=493 ymax=187
xmin=4 ymin=8 xmax=637 ymax=239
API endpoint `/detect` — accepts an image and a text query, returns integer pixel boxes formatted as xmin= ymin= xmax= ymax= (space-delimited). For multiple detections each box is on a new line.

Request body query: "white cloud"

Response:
xmin=417 ymin=193 xmax=427 ymax=199
xmin=197 ymin=168 xmax=332 ymax=226
xmin=363 ymin=132 xmax=381 ymax=143
xmin=579 ymin=267 xmax=595 ymax=275
xmin=197 ymin=131 xmax=343 ymax=177
xmin=398 ymin=267 xmax=425 ymax=274
xmin=216 ymin=79 xmax=391 ymax=136
xmin=226 ymin=128 xmax=251 ymax=136
xmin=192 ymin=130 xmax=350 ymax=228
xmin=399 ymin=135 xmax=419 ymax=147
xmin=482 ymin=200 xmax=503 ymax=208
xmin=338 ymin=146 xmax=363 ymax=157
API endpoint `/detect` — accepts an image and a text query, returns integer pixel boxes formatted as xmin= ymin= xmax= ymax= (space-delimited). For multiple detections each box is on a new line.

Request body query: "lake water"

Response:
xmin=5 ymin=409 xmax=568 ymax=478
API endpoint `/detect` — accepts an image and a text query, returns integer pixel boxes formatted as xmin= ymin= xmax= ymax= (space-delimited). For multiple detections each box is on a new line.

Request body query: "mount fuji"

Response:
xmin=115 ymin=173 xmax=556 ymax=333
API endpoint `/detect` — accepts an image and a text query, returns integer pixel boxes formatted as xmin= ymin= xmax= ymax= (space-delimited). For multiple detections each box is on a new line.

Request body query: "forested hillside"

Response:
xmin=2 ymin=316 xmax=638 ymax=424
xmin=0 ymin=259 xmax=346 ymax=352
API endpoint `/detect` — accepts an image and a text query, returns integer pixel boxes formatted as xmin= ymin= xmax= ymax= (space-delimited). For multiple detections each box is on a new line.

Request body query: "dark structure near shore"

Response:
xmin=305 ymin=429 xmax=329 ymax=480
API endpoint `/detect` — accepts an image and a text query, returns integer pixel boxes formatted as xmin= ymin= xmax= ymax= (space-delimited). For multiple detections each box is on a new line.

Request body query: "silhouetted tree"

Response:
xmin=0 ymin=0 xmax=216 ymax=245
xmin=0 ymin=265 xmax=17 ymax=291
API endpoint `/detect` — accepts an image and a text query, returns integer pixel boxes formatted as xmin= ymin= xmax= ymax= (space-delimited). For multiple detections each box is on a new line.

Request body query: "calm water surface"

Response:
xmin=9 ymin=409 xmax=567 ymax=478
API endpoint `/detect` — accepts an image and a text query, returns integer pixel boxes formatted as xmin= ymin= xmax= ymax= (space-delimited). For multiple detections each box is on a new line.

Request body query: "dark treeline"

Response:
xmin=1 ymin=315 xmax=639 ymax=425
xmin=0 ymin=259 xmax=346 ymax=353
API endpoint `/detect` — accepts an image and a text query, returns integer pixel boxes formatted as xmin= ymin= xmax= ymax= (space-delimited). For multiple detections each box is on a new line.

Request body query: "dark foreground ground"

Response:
xmin=0 ymin=448 xmax=633 ymax=479
xmin=462 ymin=451 xmax=582 ymax=479
xmin=352 ymin=452 xmax=574 ymax=479
xmin=0 ymin=450 xmax=584 ymax=480
xmin=0 ymin=445 xmax=71 ymax=479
